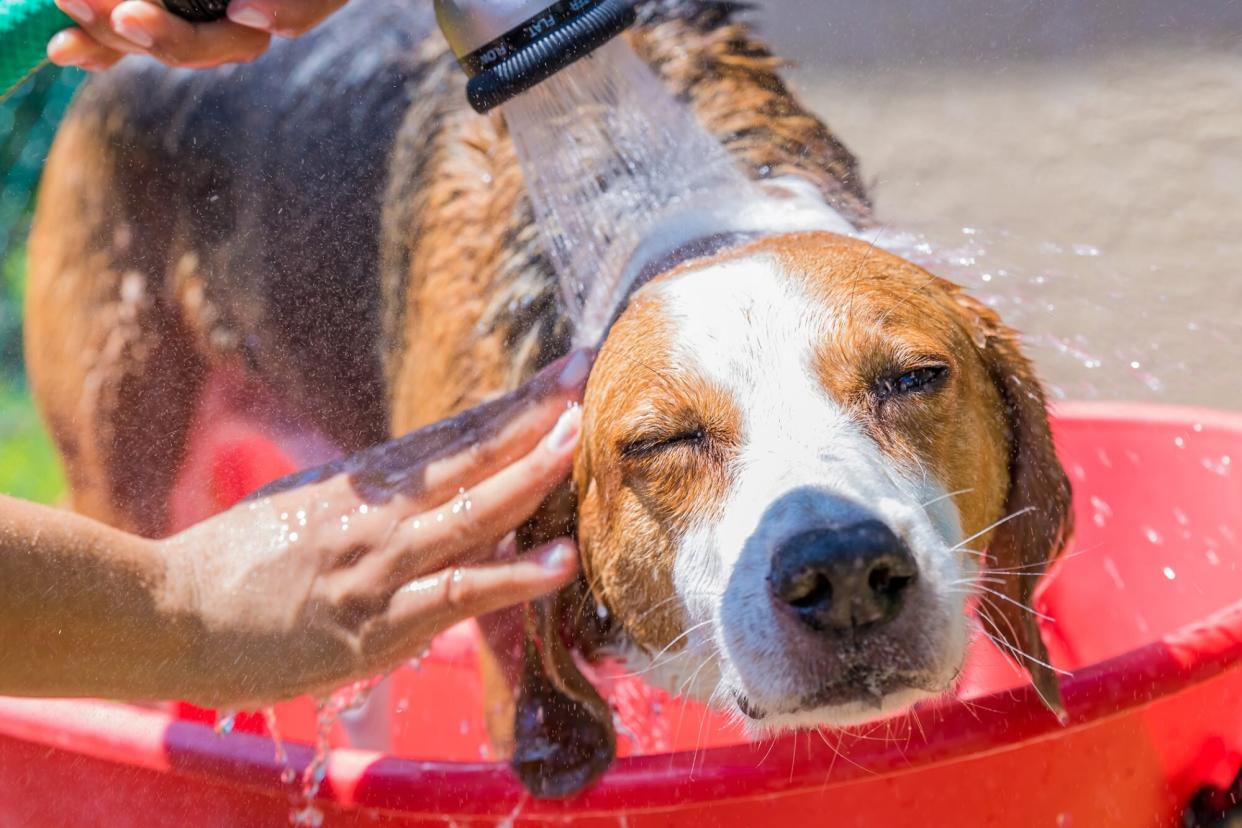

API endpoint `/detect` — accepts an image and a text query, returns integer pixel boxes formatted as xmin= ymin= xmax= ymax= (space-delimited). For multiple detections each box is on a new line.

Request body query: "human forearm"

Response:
xmin=0 ymin=352 xmax=589 ymax=707
xmin=0 ymin=494 xmax=210 ymax=700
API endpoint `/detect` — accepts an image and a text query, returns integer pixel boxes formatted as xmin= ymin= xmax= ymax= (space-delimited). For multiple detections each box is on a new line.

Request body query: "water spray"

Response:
xmin=436 ymin=0 xmax=764 ymax=346
xmin=0 ymin=0 xmax=768 ymax=344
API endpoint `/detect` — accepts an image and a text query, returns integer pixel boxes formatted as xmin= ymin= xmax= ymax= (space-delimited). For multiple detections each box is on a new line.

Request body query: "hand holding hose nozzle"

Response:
xmin=0 ymin=0 xmax=345 ymax=98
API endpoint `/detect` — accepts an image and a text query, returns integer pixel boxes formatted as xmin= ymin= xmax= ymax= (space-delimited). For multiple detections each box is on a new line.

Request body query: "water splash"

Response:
xmin=213 ymin=710 xmax=236 ymax=736
xmin=263 ymin=706 xmax=288 ymax=768
xmin=878 ymin=224 xmax=1190 ymax=403
xmin=289 ymin=677 xmax=385 ymax=826
xmin=503 ymin=37 xmax=762 ymax=346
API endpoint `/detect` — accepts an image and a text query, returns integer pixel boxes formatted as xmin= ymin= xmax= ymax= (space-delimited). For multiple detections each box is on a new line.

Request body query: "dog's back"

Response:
xmin=27 ymin=0 xmax=869 ymax=536
xmin=26 ymin=1 xmax=457 ymax=531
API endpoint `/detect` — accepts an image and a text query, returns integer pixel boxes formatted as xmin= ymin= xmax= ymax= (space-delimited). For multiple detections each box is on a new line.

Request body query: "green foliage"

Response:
xmin=0 ymin=380 xmax=63 ymax=503
xmin=1 ymin=243 xmax=25 ymax=383
xmin=0 ymin=65 xmax=80 ymax=503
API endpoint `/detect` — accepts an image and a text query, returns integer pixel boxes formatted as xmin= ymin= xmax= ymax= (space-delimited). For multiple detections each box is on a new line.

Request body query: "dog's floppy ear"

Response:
xmin=511 ymin=592 xmax=616 ymax=798
xmin=955 ymin=292 xmax=1074 ymax=718
xmin=509 ymin=487 xmax=616 ymax=798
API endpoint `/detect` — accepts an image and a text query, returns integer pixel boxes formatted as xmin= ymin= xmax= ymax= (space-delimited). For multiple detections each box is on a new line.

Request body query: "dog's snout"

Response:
xmin=768 ymin=520 xmax=918 ymax=632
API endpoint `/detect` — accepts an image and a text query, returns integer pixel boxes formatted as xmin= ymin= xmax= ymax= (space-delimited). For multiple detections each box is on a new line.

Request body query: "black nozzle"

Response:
xmin=161 ymin=0 xmax=230 ymax=23
xmin=462 ymin=0 xmax=637 ymax=114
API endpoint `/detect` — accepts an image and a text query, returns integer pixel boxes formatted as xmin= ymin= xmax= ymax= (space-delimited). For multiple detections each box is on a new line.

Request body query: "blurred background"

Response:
xmin=759 ymin=0 xmax=1242 ymax=409
xmin=0 ymin=66 xmax=78 ymax=503
xmin=2 ymin=0 xmax=1240 ymax=501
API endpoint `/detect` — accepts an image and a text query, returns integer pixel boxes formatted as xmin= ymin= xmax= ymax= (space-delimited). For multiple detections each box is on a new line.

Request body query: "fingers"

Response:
xmin=347 ymin=349 xmax=592 ymax=509
xmin=52 ymin=0 xmax=271 ymax=70
xmin=227 ymin=0 xmax=349 ymax=38
xmin=374 ymin=540 xmax=579 ymax=655
xmin=47 ymin=29 xmax=125 ymax=71
xmin=414 ymin=350 xmax=592 ymax=507
xmin=111 ymin=2 xmax=271 ymax=67
xmin=380 ymin=406 xmax=582 ymax=585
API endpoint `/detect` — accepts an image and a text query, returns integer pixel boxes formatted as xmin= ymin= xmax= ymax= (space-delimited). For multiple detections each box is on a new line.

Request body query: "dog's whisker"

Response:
xmin=921 ymin=488 xmax=975 ymax=509
xmin=675 ymin=651 xmax=718 ymax=698
xmin=972 ymin=611 xmax=1070 ymax=676
xmin=621 ymin=619 xmax=716 ymax=678
xmin=971 ymin=585 xmax=1054 ymax=621
xmin=950 ymin=507 xmax=1036 ymax=552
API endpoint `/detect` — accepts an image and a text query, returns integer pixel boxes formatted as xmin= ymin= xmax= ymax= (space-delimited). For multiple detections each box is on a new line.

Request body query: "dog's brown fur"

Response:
xmin=26 ymin=0 xmax=1069 ymax=798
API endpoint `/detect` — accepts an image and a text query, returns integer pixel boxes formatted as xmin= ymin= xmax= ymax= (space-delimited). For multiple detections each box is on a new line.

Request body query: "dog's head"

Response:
xmin=514 ymin=230 xmax=1071 ymax=794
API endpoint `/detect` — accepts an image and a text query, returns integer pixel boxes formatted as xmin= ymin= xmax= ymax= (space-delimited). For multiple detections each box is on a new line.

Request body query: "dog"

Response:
xmin=25 ymin=0 xmax=1072 ymax=798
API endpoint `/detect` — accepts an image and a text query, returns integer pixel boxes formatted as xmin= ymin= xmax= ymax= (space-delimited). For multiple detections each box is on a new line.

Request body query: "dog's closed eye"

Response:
xmin=873 ymin=364 xmax=949 ymax=401
xmin=620 ymin=426 xmax=708 ymax=459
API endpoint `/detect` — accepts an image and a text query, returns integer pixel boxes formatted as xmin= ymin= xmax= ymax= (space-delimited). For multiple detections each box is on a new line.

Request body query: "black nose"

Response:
xmin=768 ymin=520 xmax=918 ymax=632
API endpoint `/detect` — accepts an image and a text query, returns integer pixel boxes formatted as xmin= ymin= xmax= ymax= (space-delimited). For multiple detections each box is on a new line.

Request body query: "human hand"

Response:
xmin=47 ymin=0 xmax=348 ymax=71
xmin=159 ymin=349 xmax=593 ymax=707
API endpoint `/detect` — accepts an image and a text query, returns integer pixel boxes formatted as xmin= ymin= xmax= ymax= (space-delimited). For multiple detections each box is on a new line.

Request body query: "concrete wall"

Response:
xmin=748 ymin=0 xmax=1242 ymax=408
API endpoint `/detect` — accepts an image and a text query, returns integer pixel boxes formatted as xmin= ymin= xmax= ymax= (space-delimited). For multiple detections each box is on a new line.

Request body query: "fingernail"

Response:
xmin=58 ymin=0 xmax=94 ymax=24
xmin=538 ymin=541 xmax=577 ymax=570
xmin=495 ymin=532 xmax=518 ymax=561
xmin=227 ymin=3 xmax=273 ymax=30
xmin=47 ymin=32 xmax=78 ymax=64
xmin=112 ymin=15 xmax=154 ymax=48
xmin=544 ymin=408 xmax=581 ymax=453
xmin=557 ymin=349 xmax=592 ymax=390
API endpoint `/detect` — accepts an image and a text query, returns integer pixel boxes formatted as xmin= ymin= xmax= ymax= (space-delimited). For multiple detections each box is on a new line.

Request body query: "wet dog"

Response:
xmin=26 ymin=0 xmax=1071 ymax=797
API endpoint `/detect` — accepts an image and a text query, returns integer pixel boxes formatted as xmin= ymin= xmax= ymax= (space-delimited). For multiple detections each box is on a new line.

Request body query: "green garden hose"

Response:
xmin=0 ymin=0 xmax=73 ymax=101
xmin=0 ymin=0 xmax=229 ymax=101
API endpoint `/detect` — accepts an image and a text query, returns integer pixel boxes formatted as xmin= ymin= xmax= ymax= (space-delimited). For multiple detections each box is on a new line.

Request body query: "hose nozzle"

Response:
xmin=435 ymin=0 xmax=636 ymax=113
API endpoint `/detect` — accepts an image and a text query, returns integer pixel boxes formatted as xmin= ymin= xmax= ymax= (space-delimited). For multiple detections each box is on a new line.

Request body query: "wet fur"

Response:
xmin=26 ymin=0 xmax=1066 ymax=799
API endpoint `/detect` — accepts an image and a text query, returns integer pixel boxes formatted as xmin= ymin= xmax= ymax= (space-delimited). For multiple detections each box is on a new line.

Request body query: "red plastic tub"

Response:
xmin=2 ymin=401 xmax=1241 ymax=826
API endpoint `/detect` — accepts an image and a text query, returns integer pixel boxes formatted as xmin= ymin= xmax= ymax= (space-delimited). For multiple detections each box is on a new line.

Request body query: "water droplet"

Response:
xmin=1090 ymin=496 xmax=1112 ymax=527
xmin=263 ymin=707 xmax=287 ymax=766
xmin=1162 ymin=566 xmax=1177 ymax=580
xmin=281 ymin=767 xmax=297 ymax=785
xmin=1206 ymin=550 xmax=1221 ymax=566
xmin=280 ymin=512 xmax=288 ymax=521
xmin=451 ymin=487 xmax=473 ymax=515
xmin=451 ymin=568 xmax=465 ymax=583
xmin=1143 ymin=527 xmax=1163 ymax=545
xmin=1201 ymin=455 xmax=1232 ymax=476
xmin=1173 ymin=508 xmax=1190 ymax=526
xmin=214 ymin=711 xmax=236 ymax=736
xmin=288 ymin=532 xmax=299 ymax=542
xmin=1174 ymin=436 xmax=1185 ymax=448
xmin=358 ymin=504 xmax=368 ymax=515
xmin=290 ymin=805 xmax=324 ymax=827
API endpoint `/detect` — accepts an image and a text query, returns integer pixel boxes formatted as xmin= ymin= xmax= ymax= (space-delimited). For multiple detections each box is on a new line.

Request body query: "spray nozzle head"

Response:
xmin=435 ymin=0 xmax=636 ymax=113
